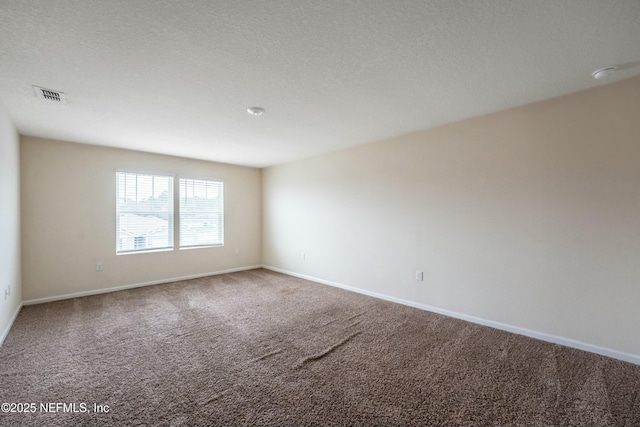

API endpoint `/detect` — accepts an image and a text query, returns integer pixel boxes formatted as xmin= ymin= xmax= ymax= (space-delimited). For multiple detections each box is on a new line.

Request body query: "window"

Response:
xmin=116 ymin=172 xmax=174 ymax=253
xmin=116 ymin=173 xmax=224 ymax=253
xmin=179 ymin=178 xmax=224 ymax=248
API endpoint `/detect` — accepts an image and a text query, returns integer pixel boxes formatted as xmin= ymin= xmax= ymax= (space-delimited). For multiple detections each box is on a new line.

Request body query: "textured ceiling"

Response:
xmin=1 ymin=1 xmax=639 ymax=167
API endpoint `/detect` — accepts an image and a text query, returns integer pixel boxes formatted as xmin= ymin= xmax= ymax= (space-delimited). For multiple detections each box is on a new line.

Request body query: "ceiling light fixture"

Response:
xmin=591 ymin=66 xmax=617 ymax=80
xmin=247 ymin=107 xmax=265 ymax=116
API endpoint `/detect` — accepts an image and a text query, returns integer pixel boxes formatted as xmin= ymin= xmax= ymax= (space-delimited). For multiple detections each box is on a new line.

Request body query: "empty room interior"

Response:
xmin=2 ymin=1 xmax=640 ymax=426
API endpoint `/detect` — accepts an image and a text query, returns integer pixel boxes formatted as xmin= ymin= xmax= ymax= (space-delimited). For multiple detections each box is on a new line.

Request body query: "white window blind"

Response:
xmin=179 ymin=178 xmax=224 ymax=248
xmin=116 ymin=172 xmax=174 ymax=253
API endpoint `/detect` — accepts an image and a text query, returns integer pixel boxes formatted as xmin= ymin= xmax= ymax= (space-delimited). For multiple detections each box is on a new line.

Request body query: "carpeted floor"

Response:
xmin=1 ymin=268 xmax=639 ymax=426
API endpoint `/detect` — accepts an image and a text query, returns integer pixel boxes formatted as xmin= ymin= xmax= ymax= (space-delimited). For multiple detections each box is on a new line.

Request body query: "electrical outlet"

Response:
xmin=234 ymin=248 xmax=240 ymax=255
xmin=415 ymin=271 xmax=424 ymax=281
xmin=96 ymin=262 xmax=103 ymax=272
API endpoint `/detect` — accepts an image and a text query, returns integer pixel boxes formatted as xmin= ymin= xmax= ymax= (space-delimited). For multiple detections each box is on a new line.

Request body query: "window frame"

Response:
xmin=115 ymin=171 xmax=225 ymax=254
xmin=115 ymin=171 xmax=175 ymax=255
xmin=178 ymin=176 xmax=225 ymax=250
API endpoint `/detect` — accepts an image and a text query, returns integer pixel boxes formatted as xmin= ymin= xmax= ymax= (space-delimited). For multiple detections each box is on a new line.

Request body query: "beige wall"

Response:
xmin=0 ymin=101 xmax=22 ymax=344
xmin=21 ymin=137 xmax=262 ymax=301
xmin=263 ymin=76 xmax=640 ymax=358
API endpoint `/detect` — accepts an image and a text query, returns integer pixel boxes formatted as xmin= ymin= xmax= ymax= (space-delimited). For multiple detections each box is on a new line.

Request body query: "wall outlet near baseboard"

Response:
xmin=415 ymin=271 xmax=424 ymax=281
xmin=96 ymin=262 xmax=103 ymax=272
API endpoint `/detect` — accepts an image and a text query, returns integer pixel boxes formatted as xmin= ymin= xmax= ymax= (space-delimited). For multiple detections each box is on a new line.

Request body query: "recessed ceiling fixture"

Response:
xmin=247 ymin=107 xmax=265 ymax=116
xmin=33 ymin=85 xmax=66 ymax=103
xmin=591 ymin=66 xmax=617 ymax=80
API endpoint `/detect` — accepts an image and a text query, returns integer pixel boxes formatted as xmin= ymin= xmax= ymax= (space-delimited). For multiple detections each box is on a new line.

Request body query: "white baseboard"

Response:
xmin=23 ymin=265 xmax=262 ymax=306
xmin=262 ymin=265 xmax=640 ymax=366
xmin=0 ymin=302 xmax=23 ymax=347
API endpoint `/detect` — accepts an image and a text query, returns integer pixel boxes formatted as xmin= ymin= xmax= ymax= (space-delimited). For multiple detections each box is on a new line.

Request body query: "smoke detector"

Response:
xmin=247 ymin=107 xmax=265 ymax=116
xmin=33 ymin=86 xmax=66 ymax=104
xmin=591 ymin=67 xmax=617 ymax=80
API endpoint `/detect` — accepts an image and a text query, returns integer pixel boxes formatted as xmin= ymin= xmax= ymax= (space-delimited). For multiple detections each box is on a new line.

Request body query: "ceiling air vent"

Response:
xmin=33 ymin=86 xmax=66 ymax=104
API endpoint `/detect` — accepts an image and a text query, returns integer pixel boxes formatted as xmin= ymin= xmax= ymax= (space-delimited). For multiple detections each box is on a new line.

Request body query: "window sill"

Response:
xmin=179 ymin=244 xmax=224 ymax=251
xmin=116 ymin=247 xmax=174 ymax=256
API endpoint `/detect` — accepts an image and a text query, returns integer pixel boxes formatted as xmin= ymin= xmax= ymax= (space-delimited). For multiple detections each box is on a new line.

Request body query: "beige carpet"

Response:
xmin=1 ymin=268 xmax=639 ymax=426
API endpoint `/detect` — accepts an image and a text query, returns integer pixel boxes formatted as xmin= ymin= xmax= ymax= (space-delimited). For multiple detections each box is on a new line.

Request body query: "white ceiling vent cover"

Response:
xmin=33 ymin=86 xmax=66 ymax=104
